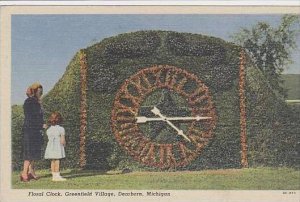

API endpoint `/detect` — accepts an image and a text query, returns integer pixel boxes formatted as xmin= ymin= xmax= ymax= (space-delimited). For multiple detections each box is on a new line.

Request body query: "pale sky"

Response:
xmin=12 ymin=14 xmax=300 ymax=105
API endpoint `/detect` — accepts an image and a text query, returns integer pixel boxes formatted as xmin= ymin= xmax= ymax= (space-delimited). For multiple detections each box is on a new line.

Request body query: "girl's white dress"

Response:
xmin=44 ymin=125 xmax=66 ymax=159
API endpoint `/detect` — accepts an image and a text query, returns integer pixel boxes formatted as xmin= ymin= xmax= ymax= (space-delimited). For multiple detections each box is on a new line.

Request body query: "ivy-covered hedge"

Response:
xmin=11 ymin=30 xmax=299 ymax=171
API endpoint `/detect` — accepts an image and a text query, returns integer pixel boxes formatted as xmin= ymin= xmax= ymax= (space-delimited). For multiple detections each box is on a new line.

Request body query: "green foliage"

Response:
xmin=86 ymin=31 xmax=240 ymax=93
xmin=231 ymin=14 xmax=300 ymax=98
xmin=11 ymin=105 xmax=24 ymax=170
xmin=187 ymin=87 xmax=241 ymax=170
xmin=165 ymin=32 xmax=240 ymax=91
xmin=166 ymin=32 xmax=226 ymax=57
xmin=87 ymin=31 xmax=161 ymax=93
xmin=245 ymin=62 xmax=300 ymax=168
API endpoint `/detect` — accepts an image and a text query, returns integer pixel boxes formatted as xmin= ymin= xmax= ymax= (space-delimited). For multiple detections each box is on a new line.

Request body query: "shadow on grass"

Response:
xmin=38 ymin=173 xmax=52 ymax=179
xmin=59 ymin=169 xmax=128 ymax=179
xmin=14 ymin=168 xmax=133 ymax=181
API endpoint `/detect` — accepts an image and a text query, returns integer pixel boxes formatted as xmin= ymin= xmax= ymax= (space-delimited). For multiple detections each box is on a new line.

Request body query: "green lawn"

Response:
xmin=281 ymin=74 xmax=300 ymax=100
xmin=12 ymin=167 xmax=300 ymax=190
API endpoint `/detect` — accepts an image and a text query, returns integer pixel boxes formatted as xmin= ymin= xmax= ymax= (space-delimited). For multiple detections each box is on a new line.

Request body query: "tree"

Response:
xmin=232 ymin=15 xmax=300 ymax=168
xmin=231 ymin=14 xmax=300 ymax=98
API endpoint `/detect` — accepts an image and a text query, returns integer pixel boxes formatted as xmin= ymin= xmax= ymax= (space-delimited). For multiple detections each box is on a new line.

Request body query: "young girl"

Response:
xmin=44 ymin=112 xmax=67 ymax=181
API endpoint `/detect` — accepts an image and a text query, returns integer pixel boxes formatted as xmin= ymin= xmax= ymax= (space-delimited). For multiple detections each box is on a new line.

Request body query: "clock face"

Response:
xmin=111 ymin=65 xmax=217 ymax=169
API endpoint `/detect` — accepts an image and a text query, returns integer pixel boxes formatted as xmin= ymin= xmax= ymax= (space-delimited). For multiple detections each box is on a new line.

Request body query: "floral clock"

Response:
xmin=111 ymin=65 xmax=217 ymax=169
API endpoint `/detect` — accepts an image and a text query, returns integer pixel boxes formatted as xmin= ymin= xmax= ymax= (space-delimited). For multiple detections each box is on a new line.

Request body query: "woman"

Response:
xmin=20 ymin=82 xmax=47 ymax=182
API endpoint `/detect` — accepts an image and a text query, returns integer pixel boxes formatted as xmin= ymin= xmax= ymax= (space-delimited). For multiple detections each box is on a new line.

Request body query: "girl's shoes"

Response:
xmin=28 ymin=173 xmax=39 ymax=180
xmin=52 ymin=172 xmax=66 ymax=181
xmin=20 ymin=174 xmax=29 ymax=182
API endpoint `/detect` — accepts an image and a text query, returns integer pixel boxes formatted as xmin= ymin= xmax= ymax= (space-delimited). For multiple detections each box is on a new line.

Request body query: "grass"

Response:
xmin=12 ymin=167 xmax=300 ymax=190
xmin=281 ymin=74 xmax=300 ymax=100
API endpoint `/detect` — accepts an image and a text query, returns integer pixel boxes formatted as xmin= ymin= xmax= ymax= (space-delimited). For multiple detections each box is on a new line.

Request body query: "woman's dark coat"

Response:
xmin=22 ymin=97 xmax=44 ymax=160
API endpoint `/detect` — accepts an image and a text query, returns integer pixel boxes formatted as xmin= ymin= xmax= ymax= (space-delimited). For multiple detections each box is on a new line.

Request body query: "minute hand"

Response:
xmin=136 ymin=116 xmax=212 ymax=123
xmin=168 ymin=116 xmax=212 ymax=121
xmin=151 ymin=107 xmax=191 ymax=142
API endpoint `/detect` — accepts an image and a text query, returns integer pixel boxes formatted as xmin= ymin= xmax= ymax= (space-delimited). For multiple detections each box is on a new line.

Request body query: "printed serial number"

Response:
xmin=282 ymin=191 xmax=296 ymax=195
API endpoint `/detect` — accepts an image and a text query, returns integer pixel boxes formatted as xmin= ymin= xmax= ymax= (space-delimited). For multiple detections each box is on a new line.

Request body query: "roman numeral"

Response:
xmin=140 ymin=143 xmax=156 ymax=165
xmin=165 ymin=68 xmax=178 ymax=87
xmin=175 ymin=77 xmax=188 ymax=92
xmin=129 ymin=74 xmax=153 ymax=95
xmin=125 ymin=136 xmax=147 ymax=157
xmin=153 ymin=68 xmax=163 ymax=86
xmin=117 ymin=126 xmax=139 ymax=136
xmin=134 ymin=139 xmax=148 ymax=154
xmin=114 ymin=101 xmax=138 ymax=115
xmin=189 ymin=134 xmax=208 ymax=148
xmin=139 ymin=142 xmax=152 ymax=159
xmin=188 ymin=92 xmax=209 ymax=105
xmin=115 ymin=108 xmax=137 ymax=117
xmin=190 ymin=84 xmax=207 ymax=97
xmin=159 ymin=144 xmax=177 ymax=168
xmin=118 ymin=122 xmax=135 ymax=130
xmin=122 ymin=90 xmax=142 ymax=107
xmin=189 ymin=133 xmax=203 ymax=142
xmin=178 ymin=142 xmax=197 ymax=165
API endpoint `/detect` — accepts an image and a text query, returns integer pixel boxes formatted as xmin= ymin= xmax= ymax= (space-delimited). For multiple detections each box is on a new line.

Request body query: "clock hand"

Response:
xmin=136 ymin=116 xmax=212 ymax=123
xmin=136 ymin=117 xmax=162 ymax=123
xmin=150 ymin=107 xmax=191 ymax=142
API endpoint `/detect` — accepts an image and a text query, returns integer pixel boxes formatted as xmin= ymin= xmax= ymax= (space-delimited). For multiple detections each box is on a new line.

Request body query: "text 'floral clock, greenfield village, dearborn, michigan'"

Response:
xmin=111 ymin=65 xmax=217 ymax=169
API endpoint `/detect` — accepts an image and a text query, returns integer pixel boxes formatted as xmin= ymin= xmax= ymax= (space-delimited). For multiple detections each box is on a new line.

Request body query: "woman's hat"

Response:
xmin=30 ymin=82 xmax=42 ymax=90
xmin=26 ymin=82 xmax=42 ymax=97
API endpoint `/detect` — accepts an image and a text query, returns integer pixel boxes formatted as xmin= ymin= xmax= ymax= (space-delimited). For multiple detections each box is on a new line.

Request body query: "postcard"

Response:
xmin=1 ymin=3 xmax=299 ymax=202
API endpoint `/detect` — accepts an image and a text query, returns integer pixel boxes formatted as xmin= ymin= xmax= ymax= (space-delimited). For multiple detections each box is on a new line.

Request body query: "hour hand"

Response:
xmin=150 ymin=107 xmax=191 ymax=142
xmin=136 ymin=116 xmax=162 ymax=123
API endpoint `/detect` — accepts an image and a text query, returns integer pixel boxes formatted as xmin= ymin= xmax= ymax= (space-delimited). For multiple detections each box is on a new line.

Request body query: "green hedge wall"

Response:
xmin=11 ymin=30 xmax=299 ymax=171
